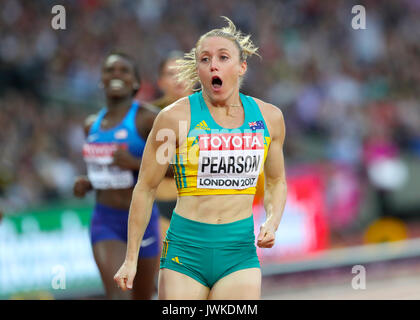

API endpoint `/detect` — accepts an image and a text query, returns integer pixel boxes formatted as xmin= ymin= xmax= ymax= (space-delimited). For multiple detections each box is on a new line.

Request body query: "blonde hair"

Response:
xmin=173 ymin=16 xmax=260 ymax=91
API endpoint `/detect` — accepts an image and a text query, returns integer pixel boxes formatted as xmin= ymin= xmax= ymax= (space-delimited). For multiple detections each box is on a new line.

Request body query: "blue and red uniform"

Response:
xmin=83 ymin=101 xmax=160 ymax=257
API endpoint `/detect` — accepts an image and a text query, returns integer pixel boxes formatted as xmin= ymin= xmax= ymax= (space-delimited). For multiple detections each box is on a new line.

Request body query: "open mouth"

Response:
xmin=109 ymin=79 xmax=124 ymax=89
xmin=211 ymin=76 xmax=223 ymax=89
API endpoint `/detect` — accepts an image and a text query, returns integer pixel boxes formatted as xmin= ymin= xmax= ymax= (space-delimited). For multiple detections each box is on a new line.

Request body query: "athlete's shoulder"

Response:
xmin=157 ymin=96 xmax=190 ymax=123
xmin=250 ymin=97 xmax=285 ymax=139
xmin=251 ymin=97 xmax=284 ymax=119
xmin=83 ymin=113 xmax=99 ymax=136
xmin=150 ymin=97 xmax=190 ymax=146
xmin=163 ymin=96 xmax=190 ymax=113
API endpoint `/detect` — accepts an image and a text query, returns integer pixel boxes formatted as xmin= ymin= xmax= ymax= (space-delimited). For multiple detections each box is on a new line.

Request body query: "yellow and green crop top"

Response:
xmin=171 ymin=91 xmax=271 ymax=196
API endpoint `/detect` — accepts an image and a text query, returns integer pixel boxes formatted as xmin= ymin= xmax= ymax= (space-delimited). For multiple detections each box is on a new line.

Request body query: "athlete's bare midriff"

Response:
xmin=96 ymin=189 xmax=134 ymax=209
xmin=174 ymin=193 xmax=255 ymax=224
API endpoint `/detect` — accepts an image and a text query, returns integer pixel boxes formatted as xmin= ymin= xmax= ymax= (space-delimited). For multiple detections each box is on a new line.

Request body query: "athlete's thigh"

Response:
xmin=92 ymin=240 xmax=132 ymax=299
xmin=132 ymin=255 xmax=160 ymax=300
xmin=208 ymin=268 xmax=261 ymax=300
xmin=158 ymin=268 xmax=210 ymax=300
xmin=159 ymin=216 xmax=171 ymax=243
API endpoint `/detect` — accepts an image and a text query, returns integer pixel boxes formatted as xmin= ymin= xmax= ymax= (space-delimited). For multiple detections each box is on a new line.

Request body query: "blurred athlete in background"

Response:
xmin=151 ymin=51 xmax=193 ymax=243
xmin=73 ymin=52 xmax=161 ymax=299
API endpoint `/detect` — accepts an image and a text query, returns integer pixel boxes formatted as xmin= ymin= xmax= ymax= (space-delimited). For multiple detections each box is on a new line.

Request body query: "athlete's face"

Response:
xmin=101 ymin=55 xmax=139 ymax=99
xmin=196 ymin=36 xmax=247 ymax=102
xmin=158 ymin=59 xmax=190 ymax=102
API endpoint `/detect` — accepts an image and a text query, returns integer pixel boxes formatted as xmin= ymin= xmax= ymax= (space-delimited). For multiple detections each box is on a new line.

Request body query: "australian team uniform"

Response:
xmin=160 ymin=91 xmax=271 ymax=288
xmin=83 ymin=101 xmax=160 ymax=258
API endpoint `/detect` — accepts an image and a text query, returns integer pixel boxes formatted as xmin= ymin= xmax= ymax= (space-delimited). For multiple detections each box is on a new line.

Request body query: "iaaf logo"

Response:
xmin=199 ymin=133 xmax=264 ymax=151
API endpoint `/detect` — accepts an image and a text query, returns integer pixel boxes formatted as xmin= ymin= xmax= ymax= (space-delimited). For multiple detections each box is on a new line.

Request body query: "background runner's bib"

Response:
xmin=83 ymin=143 xmax=134 ymax=189
xmin=83 ymin=101 xmax=145 ymax=190
xmin=173 ymin=91 xmax=271 ymax=196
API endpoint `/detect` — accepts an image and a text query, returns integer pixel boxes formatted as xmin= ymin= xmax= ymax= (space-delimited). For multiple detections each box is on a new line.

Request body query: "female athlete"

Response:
xmin=114 ymin=18 xmax=287 ymax=299
xmin=74 ymin=52 xmax=161 ymax=299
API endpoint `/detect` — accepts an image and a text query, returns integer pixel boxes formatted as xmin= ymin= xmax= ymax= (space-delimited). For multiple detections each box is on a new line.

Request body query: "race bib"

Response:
xmin=83 ymin=143 xmax=134 ymax=189
xmin=196 ymin=132 xmax=264 ymax=189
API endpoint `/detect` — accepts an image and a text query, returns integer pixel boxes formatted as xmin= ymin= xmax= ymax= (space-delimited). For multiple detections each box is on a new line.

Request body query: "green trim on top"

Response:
xmin=174 ymin=155 xmax=182 ymax=189
xmin=188 ymin=92 xmax=205 ymax=130
xmin=179 ymin=155 xmax=187 ymax=188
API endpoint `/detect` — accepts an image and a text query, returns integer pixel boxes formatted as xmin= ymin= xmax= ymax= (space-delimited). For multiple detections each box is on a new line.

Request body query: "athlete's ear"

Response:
xmin=239 ymin=60 xmax=247 ymax=77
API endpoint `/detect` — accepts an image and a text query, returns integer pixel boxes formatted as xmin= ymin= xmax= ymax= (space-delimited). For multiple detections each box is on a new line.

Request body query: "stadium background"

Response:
xmin=1 ymin=0 xmax=420 ymax=299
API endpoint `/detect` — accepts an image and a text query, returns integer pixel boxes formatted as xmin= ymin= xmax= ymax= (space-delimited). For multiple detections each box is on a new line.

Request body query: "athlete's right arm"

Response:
xmin=114 ymin=98 xmax=189 ymax=291
xmin=73 ymin=114 xmax=97 ymax=197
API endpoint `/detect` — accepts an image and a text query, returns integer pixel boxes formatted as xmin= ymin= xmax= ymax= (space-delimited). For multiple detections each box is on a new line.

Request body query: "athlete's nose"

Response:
xmin=210 ymin=59 xmax=219 ymax=72
xmin=112 ymin=68 xmax=124 ymax=78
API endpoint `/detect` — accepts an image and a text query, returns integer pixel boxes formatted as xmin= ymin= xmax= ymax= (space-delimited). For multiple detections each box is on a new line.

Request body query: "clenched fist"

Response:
xmin=73 ymin=176 xmax=92 ymax=198
xmin=257 ymin=222 xmax=276 ymax=248
xmin=114 ymin=260 xmax=137 ymax=291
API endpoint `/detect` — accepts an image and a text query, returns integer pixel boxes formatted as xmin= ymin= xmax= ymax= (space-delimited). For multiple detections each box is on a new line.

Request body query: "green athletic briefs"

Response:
xmin=160 ymin=211 xmax=260 ymax=288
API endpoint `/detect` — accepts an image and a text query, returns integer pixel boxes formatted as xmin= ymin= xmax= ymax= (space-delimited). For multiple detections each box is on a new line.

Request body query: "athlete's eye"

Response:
xmin=220 ymin=55 xmax=229 ymax=61
xmin=120 ymin=67 xmax=130 ymax=73
xmin=200 ymin=57 xmax=209 ymax=63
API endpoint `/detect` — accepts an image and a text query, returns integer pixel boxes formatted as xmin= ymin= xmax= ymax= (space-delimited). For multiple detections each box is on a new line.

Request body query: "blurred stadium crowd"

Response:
xmin=1 ymin=0 xmax=420 ymax=231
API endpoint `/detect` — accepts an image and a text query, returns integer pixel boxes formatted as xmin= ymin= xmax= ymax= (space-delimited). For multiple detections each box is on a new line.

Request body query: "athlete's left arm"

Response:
xmin=257 ymin=103 xmax=287 ymax=249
